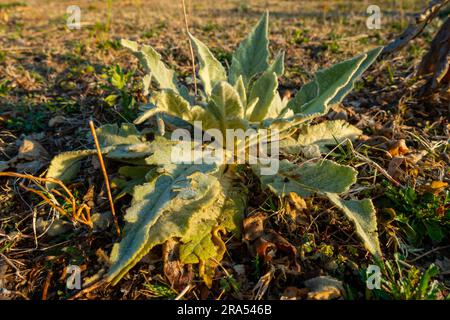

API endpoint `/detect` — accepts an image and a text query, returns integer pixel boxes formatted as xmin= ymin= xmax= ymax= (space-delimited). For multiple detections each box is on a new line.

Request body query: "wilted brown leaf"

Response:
xmin=387 ymin=156 xmax=405 ymax=180
xmin=388 ymin=139 xmax=409 ymax=157
xmin=163 ymin=239 xmax=193 ymax=290
xmin=304 ymin=276 xmax=343 ymax=300
xmin=243 ymin=213 xmax=266 ymax=242
xmin=280 ymin=286 xmax=309 ymax=300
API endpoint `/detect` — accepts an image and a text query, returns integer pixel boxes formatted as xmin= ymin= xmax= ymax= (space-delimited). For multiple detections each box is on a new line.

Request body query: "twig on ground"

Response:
xmin=382 ymin=0 xmax=450 ymax=55
xmin=68 ymin=279 xmax=107 ymax=300
xmin=408 ymin=245 xmax=450 ymax=263
xmin=41 ymin=270 xmax=53 ymax=300
xmin=175 ymin=284 xmax=194 ymax=300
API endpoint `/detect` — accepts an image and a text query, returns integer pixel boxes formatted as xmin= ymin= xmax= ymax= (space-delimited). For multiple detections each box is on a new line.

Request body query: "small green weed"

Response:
xmin=364 ymin=254 xmax=445 ymax=300
xmin=381 ymin=183 xmax=450 ymax=245
xmin=103 ymin=65 xmax=137 ymax=120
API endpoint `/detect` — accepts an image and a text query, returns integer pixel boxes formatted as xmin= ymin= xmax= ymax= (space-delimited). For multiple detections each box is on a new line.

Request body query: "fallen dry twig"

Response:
xmin=382 ymin=0 xmax=449 ymax=55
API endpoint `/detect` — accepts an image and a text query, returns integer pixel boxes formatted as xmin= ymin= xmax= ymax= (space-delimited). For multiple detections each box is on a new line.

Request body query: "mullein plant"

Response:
xmin=46 ymin=12 xmax=383 ymax=286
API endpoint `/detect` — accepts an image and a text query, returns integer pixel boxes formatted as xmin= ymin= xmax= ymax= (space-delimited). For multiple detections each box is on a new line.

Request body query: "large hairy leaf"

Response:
xmin=121 ymin=39 xmax=179 ymax=93
xmin=46 ymin=150 xmax=98 ymax=185
xmin=234 ymin=75 xmax=247 ymax=108
xmin=287 ymin=80 xmax=318 ymax=110
xmin=256 ymin=159 xmax=357 ymax=197
xmin=290 ymin=120 xmax=362 ymax=151
xmin=179 ymin=167 xmax=247 ymax=263
xmin=255 ymin=159 xmax=381 ymax=258
xmin=105 ymin=143 xmax=154 ymax=160
xmin=107 ymin=168 xmax=221 ymax=285
xmin=134 ymin=90 xmax=193 ymax=124
xmin=179 ymin=223 xmax=221 ymax=264
xmin=329 ymin=47 xmax=382 ymax=105
xmin=205 ymin=81 xmax=247 ymax=135
xmin=216 ymin=166 xmax=248 ymax=234
xmin=189 ymin=33 xmax=227 ymax=96
xmin=95 ymin=123 xmax=143 ymax=147
xmin=229 ymin=11 xmax=269 ymax=86
xmin=113 ymin=166 xmax=157 ymax=201
xmin=45 ymin=144 xmax=153 ymax=187
xmin=326 ymin=193 xmax=382 ymax=258
xmin=289 ymin=52 xmax=369 ymax=116
xmin=145 ymin=136 xmax=211 ymax=174
xmin=47 ymin=123 xmax=151 ymax=185
xmin=262 ymin=91 xmax=292 ymax=122
xmin=266 ymin=51 xmax=285 ymax=77
xmin=247 ymin=71 xmax=278 ymax=122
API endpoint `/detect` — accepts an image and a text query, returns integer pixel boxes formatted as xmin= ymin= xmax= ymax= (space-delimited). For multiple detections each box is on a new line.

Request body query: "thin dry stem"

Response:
xmin=89 ymin=120 xmax=121 ymax=237
xmin=0 ymin=172 xmax=92 ymax=227
xmin=181 ymin=0 xmax=198 ymax=96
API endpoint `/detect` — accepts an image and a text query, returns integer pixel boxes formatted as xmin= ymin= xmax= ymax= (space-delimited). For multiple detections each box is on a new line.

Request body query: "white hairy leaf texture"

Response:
xmin=121 ymin=39 xmax=179 ymax=93
xmin=46 ymin=150 xmax=98 ymax=187
xmin=205 ymin=81 xmax=247 ymax=134
xmin=288 ymin=120 xmax=362 ymax=152
xmin=289 ymin=48 xmax=383 ymax=116
xmin=188 ymin=33 xmax=227 ymax=96
xmin=107 ymin=169 xmax=221 ymax=285
xmin=248 ymin=71 xmax=278 ymax=122
xmin=255 ymin=159 xmax=357 ymax=197
xmin=229 ymin=11 xmax=269 ymax=86
xmin=326 ymin=193 xmax=382 ymax=258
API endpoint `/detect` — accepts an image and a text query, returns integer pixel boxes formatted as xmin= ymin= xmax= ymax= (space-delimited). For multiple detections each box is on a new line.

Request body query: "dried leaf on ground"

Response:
xmin=163 ymin=239 xmax=193 ymax=290
xmin=304 ymin=276 xmax=344 ymax=300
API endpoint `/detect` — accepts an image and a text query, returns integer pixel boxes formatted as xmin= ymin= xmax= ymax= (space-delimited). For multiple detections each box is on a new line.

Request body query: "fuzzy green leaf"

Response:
xmin=234 ymin=75 xmax=247 ymax=108
xmin=264 ymin=92 xmax=292 ymax=120
xmin=113 ymin=166 xmax=157 ymax=201
xmin=329 ymin=47 xmax=383 ymax=105
xmin=121 ymin=39 xmax=179 ymax=93
xmin=248 ymin=71 xmax=278 ymax=122
xmin=179 ymin=224 xmax=220 ymax=264
xmin=229 ymin=11 xmax=269 ymax=86
xmin=279 ymin=139 xmax=322 ymax=158
xmin=294 ymin=120 xmax=362 ymax=151
xmin=189 ymin=33 xmax=227 ymax=96
xmin=287 ymin=80 xmax=318 ymax=111
xmin=256 ymin=159 xmax=356 ymax=197
xmin=47 ymin=123 xmax=152 ymax=186
xmin=266 ymin=51 xmax=285 ymax=77
xmin=179 ymin=167 xmax=247 ymax=263
xmin=205 ymin=81 xmax=247 ymax=134
xmin=217 ymin=168 xmax=248 ymax=235
xmin=95 ymin=123 xmax=142 ymax=147
xmin=134 ymin=90 xmax=193 ymax=124
xmin=326 ymin=193 xmax=382 ymax=258
xmin=289 ymin=53 xmax=368 ymax=116
xmin=107 ymin=168 xmax=222 ymax=285
xmin=105 ymin=143 xmax=154 ymax=160
xmin=46 ymin=150 xmax=97 ymax=186
xmin=145 ymin=137 xmax=213 ymax=175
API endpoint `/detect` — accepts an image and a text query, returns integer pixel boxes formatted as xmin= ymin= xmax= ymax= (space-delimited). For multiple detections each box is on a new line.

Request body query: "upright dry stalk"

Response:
xmin=106 ymin=0 xmax=113 ymax=34
xmin=181 ymin=0 xmax=198 ymax=96
xmin=89 ymin=119 xmax=121 ymax=237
